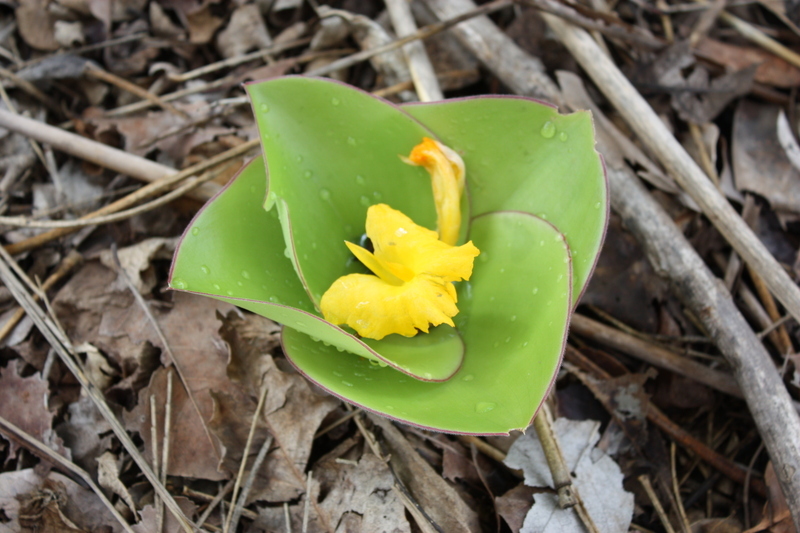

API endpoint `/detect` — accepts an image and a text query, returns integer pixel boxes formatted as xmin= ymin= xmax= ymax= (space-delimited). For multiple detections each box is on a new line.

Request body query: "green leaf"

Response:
xmin=246 ymin=77 xmax=470 ymax=307
xmin=282 ymin=211 xmax=572 ymax=434
xmin=403 ymin=98 xmax=607 ymax=304
xmin=170 ymin=157 xmax=464 ymax=381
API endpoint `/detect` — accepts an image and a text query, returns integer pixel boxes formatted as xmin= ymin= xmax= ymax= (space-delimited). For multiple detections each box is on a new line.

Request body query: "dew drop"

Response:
xmin=532 ymin=287 xmax=539 ymax=294
xmin=213 ymin=284 xmax=220 ymax=290
xmin=540 ymin=121 xmax=556 ymax=138
xmin=522 ymin=341 xmax=529 ymax=347
xmin=539 ymin=240 xmax=545 ymax=246
xmin=333 ymin=371 xmax=343 ymax=377
xmin=594 ymin=202 xmax=602 ymax=209
xmin=331 ymin=97 xmax=341 ymax=106
xmin=505 ymin=337 xmax=511 ymax=343
xmin=259 ymin=103 xmax=269 ymax=113
xmin=563 ymin=256 xmax=570 ymax=263
xmin=373 ymin=191 xmax=382 ymax=200
xmin=296 ymin=155 xmax=303 ymax=162
xmin=342 ymin=381 xmax=353 ymax=387
xmin=356 ymin=175 xmax=365 ymax=185
xmin=226 ymin=290 xmax=234 ymax=296
xmin=386 ymin=405 xmax=395 ymax=410
xmin=556 ymin=274 xmax=563 ymax=282
xmin=422 ymin=372 xmax=432 ymax=379
xmin=475 ymin=402 xmax=497 ymax=413
xmin=191 ymin=227 xmax=200 ymax=236
xmin=320 ymin=189 xmax=331 ymax=201
xmin=462 ymin=374 xmax=474 ymax=381
xmin=304 ymin=170 xmax=313 ymax=179
xmin=539 ymin=213 xmax=548 ymax=220
xmin=511 ymin=315 xmax=517 ymax=321
xmin=559 ymin=131 xmax=568 ymax=142
xmin=554 ymin=234 xmax=562 ymax=241
xmin=480 ymin=253 xmax=489 ymax=263
xmin=347 ymin=137 xmax=356 ymax=146
xmin=499 ymin=268 xmax=505 ymax=273
xmin=360 ymin=195 xmax=370 ymax=206
xmin=237 ymin=281 xmax=243 ymax=287
xmin=172 ymin=278 xmax=187 ymax=290
xmin=241 ymin=270 xmax=250 ymax=279
xmin=378 ymin=361 xmax=388 ymax=368
xmin=200 ymin=265 xmax=210 ymax=275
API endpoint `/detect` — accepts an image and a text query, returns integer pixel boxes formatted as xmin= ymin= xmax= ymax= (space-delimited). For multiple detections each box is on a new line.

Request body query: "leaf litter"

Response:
xmin=2 ymin=0 xmax=800 ymax=530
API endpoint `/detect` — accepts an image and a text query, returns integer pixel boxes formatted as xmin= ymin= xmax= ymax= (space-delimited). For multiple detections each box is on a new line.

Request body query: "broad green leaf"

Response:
xmin=404 ymin=98 xmax=607 ymax=304
xmin=169 ymin=157 xmax=464 ymax=381
xmin=282 ymin=211 xmax=571 ymax=434
xmin=246 ymin=77 xmax=468 ymax=308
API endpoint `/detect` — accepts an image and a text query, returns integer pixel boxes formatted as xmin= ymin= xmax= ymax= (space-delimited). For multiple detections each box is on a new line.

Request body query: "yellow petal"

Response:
xmin=366 ymin=204 xmax=479 ymax=282
xmin=405 ymin=137 xmax=465 ymax=246
xmin=319 ymin=273 xmax=458 ymax=340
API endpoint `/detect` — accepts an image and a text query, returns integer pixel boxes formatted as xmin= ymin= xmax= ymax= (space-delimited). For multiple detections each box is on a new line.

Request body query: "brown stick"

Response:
xmin=570 ymin=313 xmax=742 ymax=398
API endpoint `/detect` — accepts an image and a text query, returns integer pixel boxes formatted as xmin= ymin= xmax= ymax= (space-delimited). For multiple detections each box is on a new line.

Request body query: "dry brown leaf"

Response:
xmin=209 ymin=354 xmax=339 ymax=502
xmin=187 ymin=4 xmax=224 ymax=44
xmin=316 ymin=451 xmax=411 ymax=532
xmin=0 ymin=469 xmax=124 ymax=533
xmin=15 ymin=1 xmax=59 ymax=51
xmin=98 ymin=237 xmax=177 ymax=295
xmin=370 ymin=415 xmax=481 ymax=532
xmin=733 ymin=100 xmax=800 ymax=214
xmin=131 ymin=497 xmax=197 ymax=533
xmin=496 ymin=484 xmax=536 ymax=533
xmin=216 ymin=4 xmax=272 ymax=59
xmin=696 ymin=38 xmax=800 ymax=88
xmin=55 ymin=395 xmax=113 ymax=480
xmin=0 ymin=360 xmax=68 ymax=460
xmin=744 ymin=462 xmax=795 ymax=533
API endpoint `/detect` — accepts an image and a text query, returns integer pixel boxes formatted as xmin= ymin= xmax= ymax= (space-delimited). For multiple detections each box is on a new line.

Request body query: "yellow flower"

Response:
xmin=403 ymin=137 xmax=465 ymax=246
xmin=320 ymin=204 xmax=479 ymax=340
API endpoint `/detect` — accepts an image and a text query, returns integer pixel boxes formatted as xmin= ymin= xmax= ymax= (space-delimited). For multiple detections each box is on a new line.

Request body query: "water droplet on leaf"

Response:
xmin=172 ymin=278 xmax=187 ymax=290
xmin=540 ymin=121 xmax=556 ymax=138
xmin=200 ymin=265 xmax=209 ymax=274
xmin=320 ymin=189 xmax=331 ymax=201
xmin=462 ymin=374 xmax=474 ymax=381
xmin=475 ymin=402 xmax=497 ymax=413
xmin=559 ymin=131 xmax=568 ymax=142
xmin=191 ymin=227 xmax=200 ymax=236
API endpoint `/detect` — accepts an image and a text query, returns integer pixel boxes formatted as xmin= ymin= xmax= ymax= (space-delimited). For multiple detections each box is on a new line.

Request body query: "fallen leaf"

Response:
xmin=496 ymin=484 xmax=537 ymax=533
xmin=733 ymin=100 xmax=800 ymax=214
xmin=15 ymin=0 xmax=59 ymax=51
xmin=0 ymin=360 xmax=67 ymax=460
xmin=55 ymin=395 xmax=113 ymax=480
xmin=370 ymin=415 xmax=481 ymax=532
xmin=696 ymin=38 xmax=800 ymax=88
xmin=208 ymin=354 xmax=339 ymax=502
xmin=96 ymin=451 xmax=136 ymax=514
xmin=0 ymin=469 xmax=124 ymax=533
xmin=98 ymin=237 xmax=178 ymax=295
xmin=744 ymin=462 xmax=795 ymax=533
xmin=216 ymin=4 xmax=272 ymax=59
xmin=315 ymin=451 xmax=411 ymax=532
xmin=131 ymin=497 xmax=197 ymax=533
xmin=504 ymin=418 xmax=634 ymax=533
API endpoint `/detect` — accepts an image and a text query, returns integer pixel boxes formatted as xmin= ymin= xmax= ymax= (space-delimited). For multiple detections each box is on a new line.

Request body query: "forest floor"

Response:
xmin=0 ymin=0 xmax=799 ymax=531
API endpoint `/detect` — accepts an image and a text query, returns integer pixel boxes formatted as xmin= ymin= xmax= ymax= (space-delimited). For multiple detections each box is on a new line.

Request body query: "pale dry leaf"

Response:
xmin=0 ymin=360 xmax=68 ymax=460
xmin=777 ymin=111 xmax=800 ymax=173
xmin=53 ymin=20 xmax=84 ymax=47
xmin=733 ymin=100 xmax=800 ymax=214
xmin=75 ymin=342 xmax=117 ymax=390
xmin=504 ymin=418 xmax=634 ymax=533
xmin=0 ymin=469 xmax=124 ymax=533
xmin=187 ymin=4 xmax=224 ymax=44
xmin=98 ymin=237 xmax=178 ymax=295
xmin=209 ymin=354 xmax=339 ymax=502
xmin=96 ymin=451 xmax=136 ymax=514
xmin=315 ymin=451 xmax=411 ymax=533
xmin=370 ymin=415 xmax=481 ymax=532
xmin=55 ymin=395 xmax=113 ymax=481
xmin=131 ymin=497 xmax=197 ymax=533
xmin=216 ymin=4 xmax=272 ymax=59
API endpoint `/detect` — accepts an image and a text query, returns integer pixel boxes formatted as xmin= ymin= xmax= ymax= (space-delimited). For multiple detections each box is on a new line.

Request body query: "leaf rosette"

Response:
xmin=170 ymin=77 xmax=607 ymax=435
